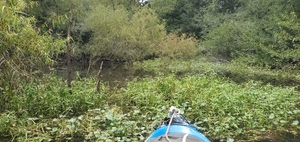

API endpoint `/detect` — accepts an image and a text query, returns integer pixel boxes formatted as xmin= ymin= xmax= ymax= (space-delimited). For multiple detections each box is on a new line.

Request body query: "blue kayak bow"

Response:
xmin=145 ymin=106 xmax=211 ymax=142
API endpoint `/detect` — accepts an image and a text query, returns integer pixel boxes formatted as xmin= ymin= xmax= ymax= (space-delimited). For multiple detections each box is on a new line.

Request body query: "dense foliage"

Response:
xmin=84 ymin=4 xmax=198 ymax=61
xmin=201 ymin=0 xmax=300 ymax=69
xmin=0 ymin=0 xmax=65 ymax=110
xmin=1 ymin=0 xmax=300 ymax=141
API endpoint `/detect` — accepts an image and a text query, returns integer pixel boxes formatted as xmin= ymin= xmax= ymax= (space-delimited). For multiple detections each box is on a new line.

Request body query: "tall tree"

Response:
xmin=201 ymin=0 xmax=300 ymax=69
xmin=161 ymin=0 xmax=216 ymax=38
xmin=84 ymin=5 xmax=166 ymax=61
xmin=25 ymin=0 xmax=90 ymax=88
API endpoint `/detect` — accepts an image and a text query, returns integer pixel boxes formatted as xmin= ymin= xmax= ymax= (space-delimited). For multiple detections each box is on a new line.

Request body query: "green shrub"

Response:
xmin=152 ymin=34 xmax=198 ymax=59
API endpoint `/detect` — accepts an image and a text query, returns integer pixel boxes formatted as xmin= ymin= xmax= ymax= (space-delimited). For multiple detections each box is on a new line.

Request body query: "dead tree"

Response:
xmin=96 ymin=61 xmax=104 ymax=93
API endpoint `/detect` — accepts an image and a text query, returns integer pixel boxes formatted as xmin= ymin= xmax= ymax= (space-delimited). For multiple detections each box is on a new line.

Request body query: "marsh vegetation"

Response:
xmin=1 ymin=0 xmax=300 ymax=141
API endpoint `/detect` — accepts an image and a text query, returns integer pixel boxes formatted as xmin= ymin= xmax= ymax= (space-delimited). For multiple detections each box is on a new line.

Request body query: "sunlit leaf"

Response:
xmin=280 ymin=120 xmax=287 ymax=124
xmin=292 ymin=120 xmax=299 ymax=126
xmin=269 ymin=113 xmax=275 ymax=119
xmin=227 ymin=138 xmax=234 ymax=142
xmin=94 ymin=115 xmax=101 ymax=120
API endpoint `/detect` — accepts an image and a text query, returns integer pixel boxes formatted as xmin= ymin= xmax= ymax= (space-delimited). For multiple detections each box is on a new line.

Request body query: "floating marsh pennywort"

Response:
xmin=1 ymin=64 xmax=299 ymax=141
xmin=116 ymin=73 xmax=300 ymax=141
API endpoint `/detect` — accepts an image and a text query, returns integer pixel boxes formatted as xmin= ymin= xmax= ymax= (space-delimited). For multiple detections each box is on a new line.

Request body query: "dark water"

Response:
xmin=256 ymin=131 xmax=300 ymax=142
xmin=54 ymin=60 xmax=151 ymax=88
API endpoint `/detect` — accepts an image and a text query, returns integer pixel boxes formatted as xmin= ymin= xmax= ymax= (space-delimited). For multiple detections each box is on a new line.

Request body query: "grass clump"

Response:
xmin=3 ymin=74 xmax=109 ymax=118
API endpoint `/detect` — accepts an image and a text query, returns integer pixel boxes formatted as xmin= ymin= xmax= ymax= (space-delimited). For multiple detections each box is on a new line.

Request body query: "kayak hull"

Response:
xmin=145 ymin=124 xmax=211 ymax=142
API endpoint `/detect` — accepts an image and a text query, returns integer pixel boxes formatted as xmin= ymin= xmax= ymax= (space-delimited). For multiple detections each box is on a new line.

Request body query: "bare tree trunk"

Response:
xmin=96 ymin=61 xmax=104 ymax=93
xmin=111 ymin=0 xmax=116 ymax=10
xmin=67 ymin=12 xmax=73 ymax=91
xmin=86 ymin=56 xmax=100 ymax=76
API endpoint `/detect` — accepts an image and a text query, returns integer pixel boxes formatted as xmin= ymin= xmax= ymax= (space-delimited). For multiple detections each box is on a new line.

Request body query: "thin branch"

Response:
xmin=96 ymin=61 xmax=104 ymax=93
xmin=0 ymin=56 xmax=4 ymax=66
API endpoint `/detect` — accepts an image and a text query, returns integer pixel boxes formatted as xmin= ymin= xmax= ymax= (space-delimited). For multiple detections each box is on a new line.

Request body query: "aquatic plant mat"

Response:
xmin=1 ymin=71 xmax=299 ymax=141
